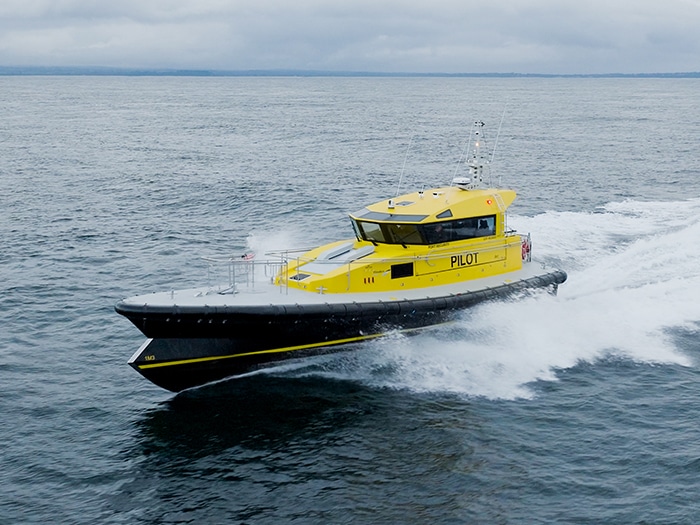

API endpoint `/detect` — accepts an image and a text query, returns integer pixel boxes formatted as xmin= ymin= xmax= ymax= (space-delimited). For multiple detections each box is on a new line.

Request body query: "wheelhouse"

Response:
xmin=349 ymin=186 xmax=513 ymax=247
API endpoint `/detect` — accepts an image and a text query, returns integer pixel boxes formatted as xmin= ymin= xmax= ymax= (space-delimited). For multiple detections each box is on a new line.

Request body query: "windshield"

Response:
xmin=355 ymin=215 xmax=496 ymax=245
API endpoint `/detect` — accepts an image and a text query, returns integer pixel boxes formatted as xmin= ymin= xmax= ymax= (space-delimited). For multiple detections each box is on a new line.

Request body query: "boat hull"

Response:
xmin=117 ymin=269 xmax=567 ymax=392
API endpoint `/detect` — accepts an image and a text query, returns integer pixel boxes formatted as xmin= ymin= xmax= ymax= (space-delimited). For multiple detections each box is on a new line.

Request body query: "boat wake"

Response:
xmin=254 ymin=198 xmax=700 ymax=400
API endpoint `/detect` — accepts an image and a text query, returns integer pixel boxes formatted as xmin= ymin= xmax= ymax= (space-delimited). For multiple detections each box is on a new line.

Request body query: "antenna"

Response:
xmin=395 ymin=134 xmax=414 ymax=198
xmin=490 ymin=106 xmax=507 ymax=185
xmin=451 ymin=125 xmax=474 ymax=182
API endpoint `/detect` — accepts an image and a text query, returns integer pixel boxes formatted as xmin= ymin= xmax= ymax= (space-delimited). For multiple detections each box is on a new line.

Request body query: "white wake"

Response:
xmin=251 ymin=198 xmax=700 ymax=399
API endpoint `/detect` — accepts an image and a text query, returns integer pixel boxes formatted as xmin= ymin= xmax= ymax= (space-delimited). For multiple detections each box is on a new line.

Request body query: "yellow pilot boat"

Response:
xmin=116 ymin=122 xmax=566 ymax=392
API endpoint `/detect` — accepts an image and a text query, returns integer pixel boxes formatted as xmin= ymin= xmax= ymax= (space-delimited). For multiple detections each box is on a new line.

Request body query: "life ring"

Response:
xmin=521 ymin=239 xmax=531 ymax=260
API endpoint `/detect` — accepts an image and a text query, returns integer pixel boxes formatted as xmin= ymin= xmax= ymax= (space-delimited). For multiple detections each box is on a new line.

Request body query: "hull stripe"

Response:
xmin=136 ymin=332 xmax=385 ymax=369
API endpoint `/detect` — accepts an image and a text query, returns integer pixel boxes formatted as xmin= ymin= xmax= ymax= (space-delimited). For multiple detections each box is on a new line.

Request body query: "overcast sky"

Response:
xmin=1 ymin=0 xmax=699 ymax=74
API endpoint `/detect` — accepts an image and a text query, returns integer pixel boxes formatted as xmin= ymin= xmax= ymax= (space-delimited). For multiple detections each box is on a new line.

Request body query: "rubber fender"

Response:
xmin=410 ymin=297 xmax=434 ymax=313
xmin=379 ymin=301 xmax=402 ymax=315
xmin=344 ymin=302 xmax=364 ymax=317
xmin=432 ymin=297 xmax=448 ymax=310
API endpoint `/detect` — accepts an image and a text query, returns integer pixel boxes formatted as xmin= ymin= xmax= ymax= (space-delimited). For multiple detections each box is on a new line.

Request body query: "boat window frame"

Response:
xmin=354 ymin=214 xmax=497 ymax=245
xmin=351 ymin=219 xmax=363 ymax=241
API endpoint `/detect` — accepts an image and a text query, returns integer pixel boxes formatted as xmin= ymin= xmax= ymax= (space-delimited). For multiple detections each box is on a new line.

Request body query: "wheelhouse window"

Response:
xmin=421 ymin=215 xmax=495 ymax=244
xmin=385 ymin=223 xmax=424 ymax=245
xmin=354 ymin=215 xmax=496 ymax=245
xmin=358 ymin=221 xmax=386 ymax=243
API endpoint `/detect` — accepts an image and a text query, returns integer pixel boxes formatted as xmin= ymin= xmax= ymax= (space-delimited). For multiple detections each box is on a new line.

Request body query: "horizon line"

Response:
xmin=1 ymin=65 xmax=699 ymax=78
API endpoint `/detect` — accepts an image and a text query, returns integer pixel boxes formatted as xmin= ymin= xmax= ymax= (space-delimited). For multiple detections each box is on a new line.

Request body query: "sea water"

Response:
xmin=1 ymin=76 xmax=699 ymax=524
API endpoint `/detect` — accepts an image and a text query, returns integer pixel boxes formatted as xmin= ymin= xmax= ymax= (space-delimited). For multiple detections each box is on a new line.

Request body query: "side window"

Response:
xmin=422 ymin=223 xmax=449 ymax=244
xmin=478 ymin=216 xmax=495 ymax=235
xmin=420 ymin=215 xmax=496 ymax=243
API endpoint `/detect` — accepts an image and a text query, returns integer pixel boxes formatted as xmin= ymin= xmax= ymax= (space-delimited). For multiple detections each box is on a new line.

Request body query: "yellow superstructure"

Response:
xmin=276 ymin=185 xmax=527 ymax=294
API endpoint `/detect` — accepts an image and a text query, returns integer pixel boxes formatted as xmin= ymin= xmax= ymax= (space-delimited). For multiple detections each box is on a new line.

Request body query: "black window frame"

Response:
xmin=354 ymin=214 xmax=496 ymax=245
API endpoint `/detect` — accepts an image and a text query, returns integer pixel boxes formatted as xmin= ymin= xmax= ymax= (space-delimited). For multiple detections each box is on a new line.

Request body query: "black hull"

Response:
xmin=117 ymin=270 xmax=567 ymax=392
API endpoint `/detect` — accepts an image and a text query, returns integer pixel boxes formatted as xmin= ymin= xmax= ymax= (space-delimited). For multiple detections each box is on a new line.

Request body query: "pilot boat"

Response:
xmin=116 ymin=122 xmax=567 ymax=392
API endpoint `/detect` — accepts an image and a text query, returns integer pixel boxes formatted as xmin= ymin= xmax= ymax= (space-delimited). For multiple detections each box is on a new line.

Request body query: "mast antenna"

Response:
xmin=451 ymin=125 xmax=474 ymax=182
xmin=490 ymin=106 xmax=507 ymax=185
xmin=395 ymin=134 xmax=414 ymax=198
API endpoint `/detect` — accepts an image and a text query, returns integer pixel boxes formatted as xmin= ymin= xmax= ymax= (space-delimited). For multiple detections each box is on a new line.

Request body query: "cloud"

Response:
xmin=0 ymin=0 xmax=699 ymax=73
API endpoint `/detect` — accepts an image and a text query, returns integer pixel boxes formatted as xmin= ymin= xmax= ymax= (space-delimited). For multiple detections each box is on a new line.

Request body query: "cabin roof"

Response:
xmin=350 ymin=186 xmax=516 ymax=223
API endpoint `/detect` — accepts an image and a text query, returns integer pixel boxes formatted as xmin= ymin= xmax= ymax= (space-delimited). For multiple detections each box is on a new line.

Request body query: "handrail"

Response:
xmin=202 ymin=254 xmax=288 ymax=294
xmin=264 ymin=247 xmax=318 ymax=257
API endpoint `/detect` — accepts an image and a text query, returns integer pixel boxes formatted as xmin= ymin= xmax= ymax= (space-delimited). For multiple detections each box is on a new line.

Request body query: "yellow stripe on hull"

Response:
xmin=136 ymin=332 xmax=386 ymax=370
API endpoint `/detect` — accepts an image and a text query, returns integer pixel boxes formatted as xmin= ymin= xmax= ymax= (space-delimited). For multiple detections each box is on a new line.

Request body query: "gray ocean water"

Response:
xmin=2 ymin=76 xmax=700 ymax=524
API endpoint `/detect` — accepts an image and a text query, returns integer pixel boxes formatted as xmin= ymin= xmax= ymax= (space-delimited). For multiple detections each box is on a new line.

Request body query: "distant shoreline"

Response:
xmin=1 ymin=66 xmax=699 ymax=78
